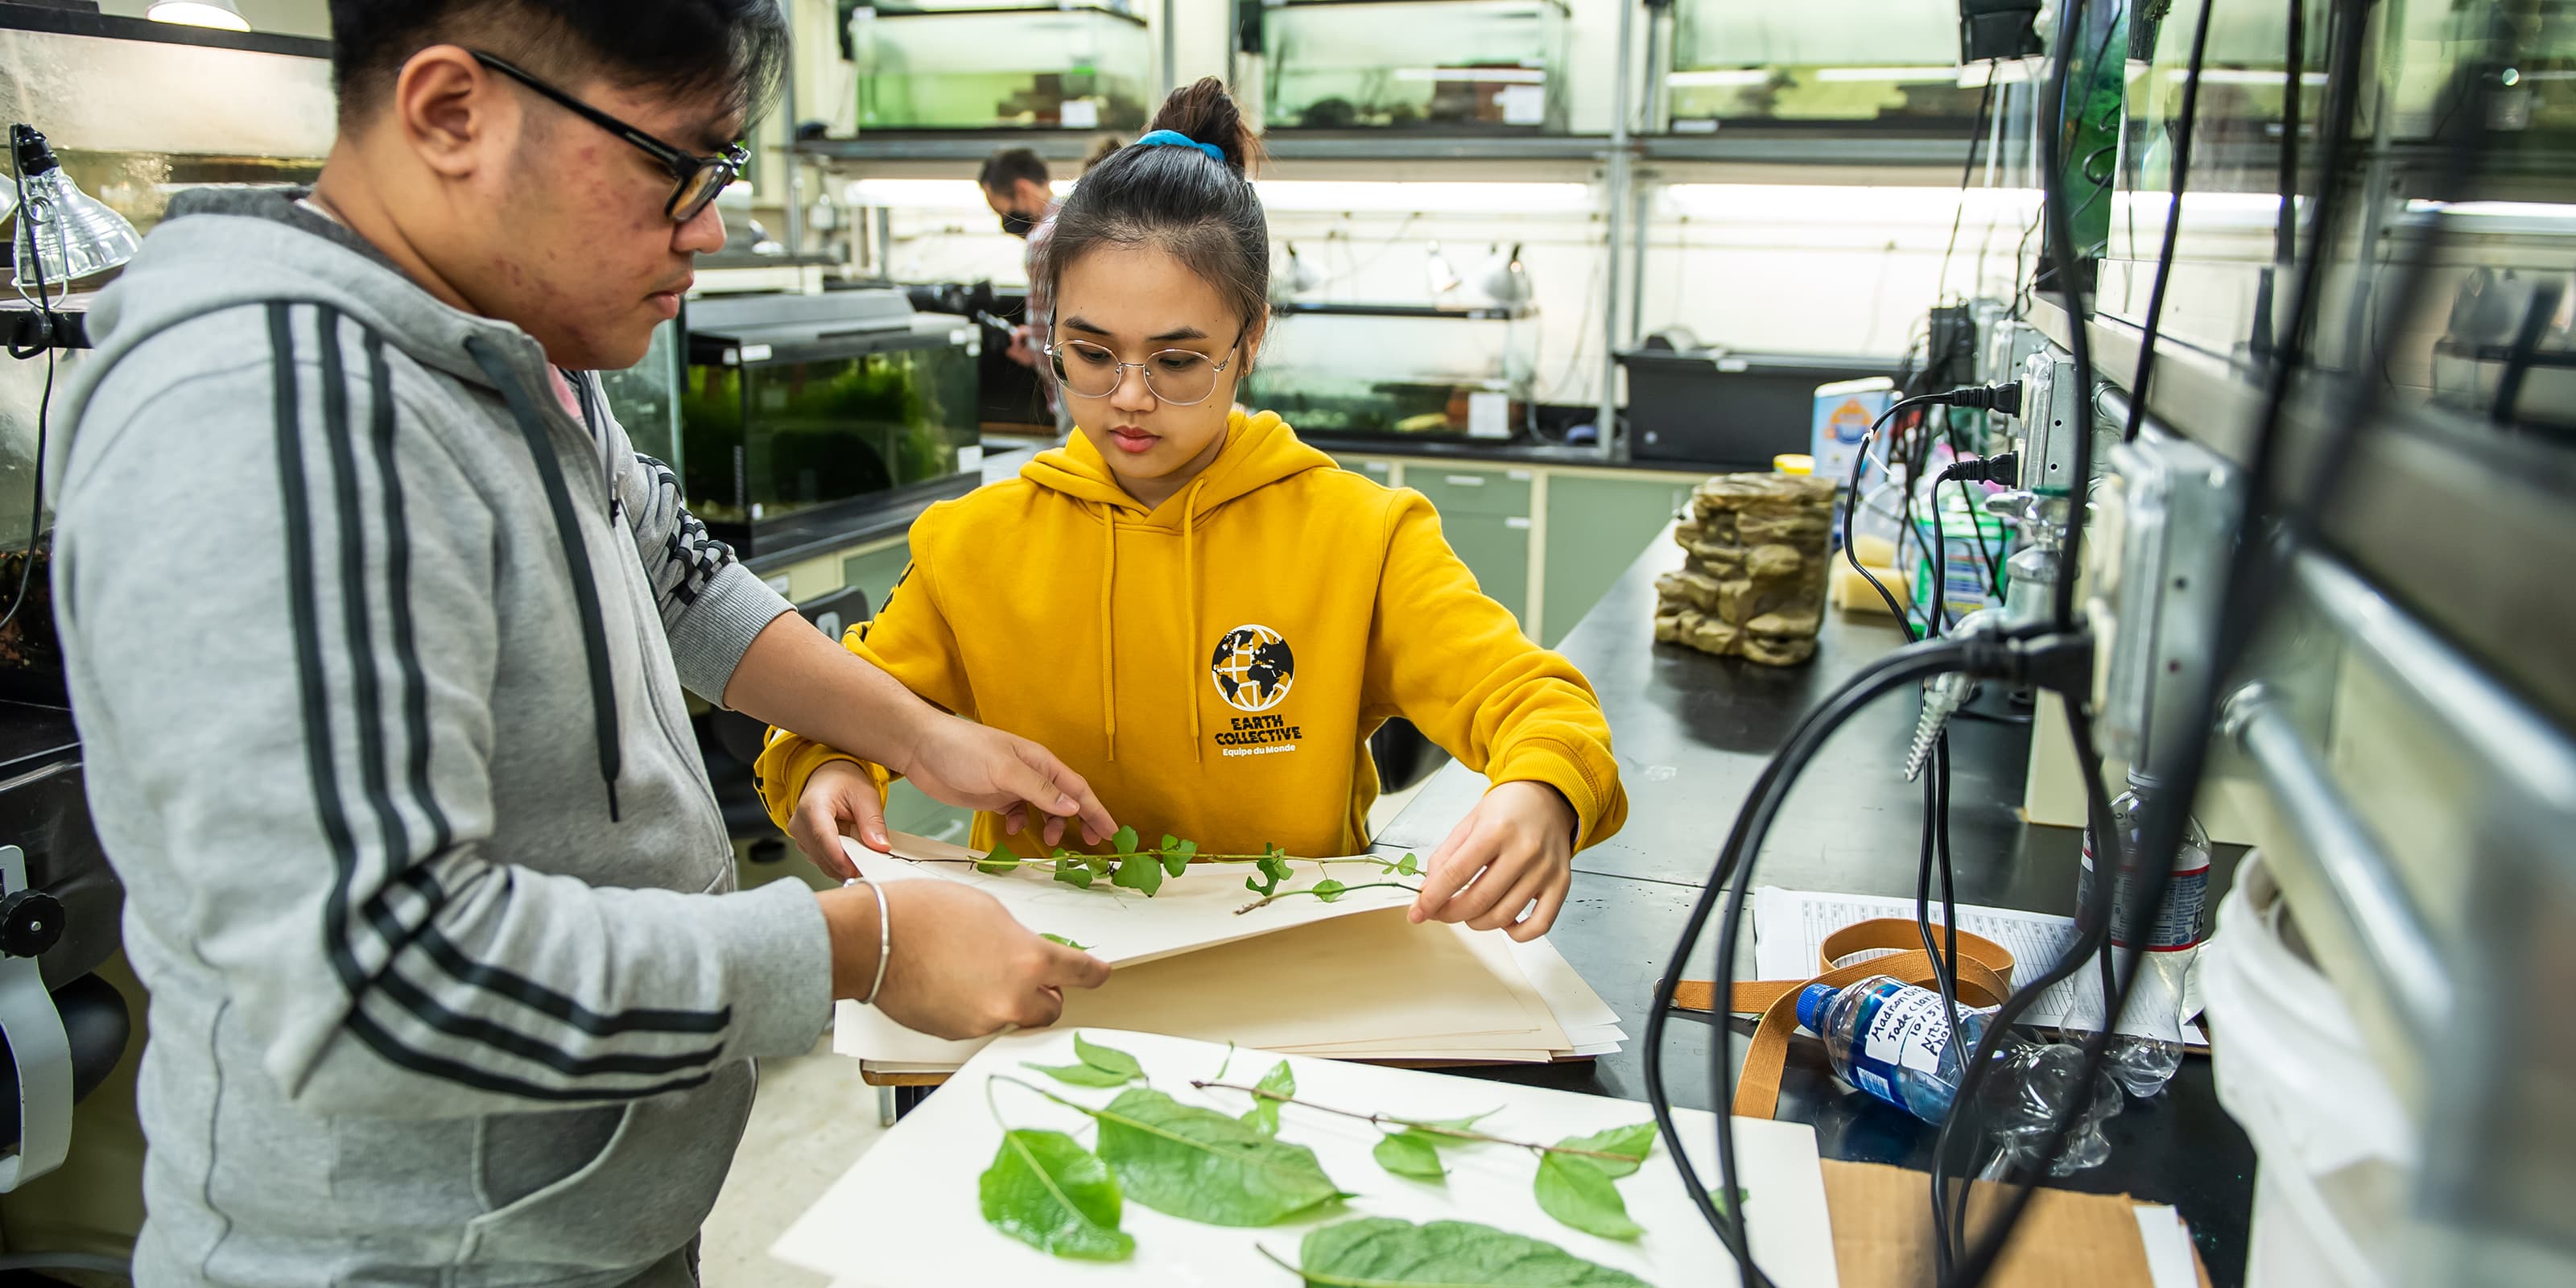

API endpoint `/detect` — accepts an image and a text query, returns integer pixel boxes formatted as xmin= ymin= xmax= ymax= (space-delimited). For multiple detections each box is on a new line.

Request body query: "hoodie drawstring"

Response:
xmin=1183 ymin=480 xmax=1208 ymax=763
xmin=1098 ymin=504 xmax=1118 ymax=762
xmin=466 ymin=337 xmax=623 ymax=821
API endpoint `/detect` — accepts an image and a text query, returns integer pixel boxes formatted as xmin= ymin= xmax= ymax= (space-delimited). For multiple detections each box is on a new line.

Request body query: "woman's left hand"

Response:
xmin=1409 ymin=780 xmax=1579 ymax=941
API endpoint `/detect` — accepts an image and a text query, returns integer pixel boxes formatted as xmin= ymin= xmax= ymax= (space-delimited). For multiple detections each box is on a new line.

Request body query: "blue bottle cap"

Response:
xmin=1796 ymin=982 xmax=1838 ymax=1033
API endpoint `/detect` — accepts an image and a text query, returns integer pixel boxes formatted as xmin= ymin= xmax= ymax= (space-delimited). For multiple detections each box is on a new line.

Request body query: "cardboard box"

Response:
xmin=1823 ymin=1159 xmax=2212 ymax=1288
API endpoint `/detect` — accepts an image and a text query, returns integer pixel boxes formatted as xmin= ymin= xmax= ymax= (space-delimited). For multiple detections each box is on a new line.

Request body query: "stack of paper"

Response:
xmin=836 ymin=834 xmax=1626 ymax=1075
xmin=775 ymin=1029 xmax=1840 ymax=1288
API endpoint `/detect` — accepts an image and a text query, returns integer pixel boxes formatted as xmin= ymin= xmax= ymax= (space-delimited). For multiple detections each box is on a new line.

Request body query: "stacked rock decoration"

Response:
xmin=1654 ymin=473 xmax=1838 ymax=666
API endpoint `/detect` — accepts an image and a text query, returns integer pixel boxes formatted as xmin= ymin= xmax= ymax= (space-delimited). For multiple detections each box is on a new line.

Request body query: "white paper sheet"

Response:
xmin=853 ymin=832 xmax=1419 ymax=968
xmin=774 ymin=1028 xmax=1842 ymax=1288
xmin=836 ymin=910 xmax=1567 ymax=1066
xmin=2134 ymin=1204 xmax=2199 ymax=1288
xmin=1752 ymin=886 xmax=2206 ymax=1046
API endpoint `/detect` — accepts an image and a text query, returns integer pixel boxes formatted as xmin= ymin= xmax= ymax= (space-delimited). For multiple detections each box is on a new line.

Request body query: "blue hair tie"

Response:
xmin=1133 ymin=129 xmax=1228 ymax=165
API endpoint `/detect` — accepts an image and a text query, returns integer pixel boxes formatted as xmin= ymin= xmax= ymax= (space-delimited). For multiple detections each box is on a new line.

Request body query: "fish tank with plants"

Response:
xmin=842 ymin=0 xmax=1152 ymax=130
xmin=681 ymin=292 xmax=981 ymax=559
xmin=1665 ymin=0 xmax=1980 ymax=133
xmin=1261 ymin=0 xmax=1571 ymax=133
xmin=1241 ymin=306 xmax=1540 ymax=441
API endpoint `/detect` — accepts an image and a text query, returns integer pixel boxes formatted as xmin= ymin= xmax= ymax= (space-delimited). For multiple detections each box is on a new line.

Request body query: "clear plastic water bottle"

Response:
xmin=1798 ymin=975 xmax=1989 ymax=1124
xmin=1798 ymin=976 xmax=2120 ymax=1174
xmin=2075 ymin=770 xmax=2212 ymax=1097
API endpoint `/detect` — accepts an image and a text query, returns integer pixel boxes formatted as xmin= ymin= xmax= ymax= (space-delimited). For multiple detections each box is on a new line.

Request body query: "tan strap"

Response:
xmin=1669 ymin=918 xmax=2018 ymax=1121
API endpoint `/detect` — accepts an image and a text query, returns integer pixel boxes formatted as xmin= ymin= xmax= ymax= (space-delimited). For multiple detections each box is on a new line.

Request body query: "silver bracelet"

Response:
xmin=848 ymin=877 xmax=892 ymax=1005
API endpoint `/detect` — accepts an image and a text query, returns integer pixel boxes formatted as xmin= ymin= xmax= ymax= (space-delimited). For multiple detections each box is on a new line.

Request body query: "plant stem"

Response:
xmin=906 ymin=852 xmax=1399 ymax=869
xmin=1234 ymin=881 xmax=1420 ymax=915
xmin=1191 ymin=1080 xmax=1645 ymax=1165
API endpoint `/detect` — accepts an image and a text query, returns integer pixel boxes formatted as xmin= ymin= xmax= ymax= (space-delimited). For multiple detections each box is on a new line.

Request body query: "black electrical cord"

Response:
xmin=1936 ymin=79 xmax=2000 ymax=304
xmin=1651 ymin=638 xmax=1975 ymax=1287
xmin=1934 ymin=695 xmax=2125 ymax=1267
xmin=2124 ymin=0 xmax=2219 ymax=442
xmin=1 ymin=134 xmax=58 ymax=639
xmin=1938 ymin=3 xmax=2406 ymax=1281
xmin=1839 ymin=392 xmax=1956 ymax=638
xmin=1939 ymin=409 xmax=2009 ymax=598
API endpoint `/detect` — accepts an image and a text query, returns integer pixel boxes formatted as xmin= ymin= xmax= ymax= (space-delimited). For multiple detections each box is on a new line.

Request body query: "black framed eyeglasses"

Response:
xmin=471 ymin=51 xmax=750 ymax=225
xmin=1047 ymin=328 xmax=1245 ymax=407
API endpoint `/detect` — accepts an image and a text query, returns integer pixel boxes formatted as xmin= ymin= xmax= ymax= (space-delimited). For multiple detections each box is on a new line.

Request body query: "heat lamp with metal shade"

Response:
xmin=9 ymin=126 xmax=142 ymax=295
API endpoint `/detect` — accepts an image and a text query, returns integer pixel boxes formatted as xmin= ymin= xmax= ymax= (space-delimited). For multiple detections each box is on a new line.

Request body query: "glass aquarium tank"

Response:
xmin=597 ymin=319 xmax=686 ymax=473
xmin=843 ymin=1 xmax=1152 ymax=130
xmin=1261 ymin=0 xmax=1571 ymax=132
xmin=681 ymin=291 xmax=981 ymax=558
xmin=1241 ymin=305 xmax=1539 ymax=440
xmin=1666 ymin=0 xmax=1980 ymax=131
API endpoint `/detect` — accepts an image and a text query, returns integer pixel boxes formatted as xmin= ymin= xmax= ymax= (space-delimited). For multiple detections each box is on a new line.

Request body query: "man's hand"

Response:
xmin=1408 ymin=780 xmax=1579 ymax=942
xmin=1005 ymin=324 xmax=1042 ymax=369
xmin=789 ymin=759 xmax=887 ymax=879
xmin=823 ymin=881 xmax=1109 ymax=1038
xmin=894 ymin=718 xmax=1117 ymax=848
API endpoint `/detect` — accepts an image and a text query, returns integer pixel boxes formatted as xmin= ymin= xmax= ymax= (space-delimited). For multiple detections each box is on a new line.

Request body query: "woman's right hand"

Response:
xmin=824 ymin=880 xmax=1110 ymax=1038
xmin=788 ymin=759 xmax=889 ymax=880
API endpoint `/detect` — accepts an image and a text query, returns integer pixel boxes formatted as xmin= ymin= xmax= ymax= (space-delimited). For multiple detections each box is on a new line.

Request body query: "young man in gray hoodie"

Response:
xmin=48 ymin=2 xmax=1119 ymax=1283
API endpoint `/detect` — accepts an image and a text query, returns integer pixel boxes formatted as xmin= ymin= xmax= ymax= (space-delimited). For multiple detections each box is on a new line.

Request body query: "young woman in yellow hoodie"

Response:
xmin=758 ymin=79 xmax=1626 ymax=941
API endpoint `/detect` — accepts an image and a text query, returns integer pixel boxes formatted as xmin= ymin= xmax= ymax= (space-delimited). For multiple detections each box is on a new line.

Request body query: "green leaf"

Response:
xmin=1241 ymin=1060 xmax=1295 ymax=1137
xmin=1110 ymin=825 xmax=1141 ymax=856
xmin=1024 ymin=1061 xmax=1134 ymax=1088
xmin=1371 ymin=1130 xmax=1446 ymax=1181
xmin=1088 ymin=1088 xmax=1344 ymax=1226
xmin=1396 ymin=853 xmax=1421 ymax=877
xmin=1292 ymin=1218 xmax=1650 ymax=1287
xmin=1159 ymin=835 xmax=1197 ymax=877
xmin=1402 ymin=1110 xmax=1499 ymax=1143
xmin=1038 ymin=933 xmax=1093 ymax=951
xmin=1081 ymin=850 xmax=1114 ymax=876
xmin=1533 ymin=1154 xmax=1641 ymax=1241
xmin=977 ymin=1129 xmax=1133 ymax=1261
xmin=1247 ymin=852 xmax=1295 ymax=897
xmin=1309 ymin=878 xmax=1348 ymax=903
xmin=1073 ymin=1034 xmax=1143 ymax=1081
xmin=978 ymin=844 xmax=1020 ymax=875
xmin=1552 ymin=1123 xmax=1656 ymax=1179
xmin=1052 ymin=863 xmax=1095 ymax=890
xmin=1109 ymin=854 xmax=1165 ymax=897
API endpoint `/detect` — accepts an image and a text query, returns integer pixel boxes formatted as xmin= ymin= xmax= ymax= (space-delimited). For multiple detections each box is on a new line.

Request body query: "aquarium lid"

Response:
xmin=686 ymin=289 xmax=962 ymax=365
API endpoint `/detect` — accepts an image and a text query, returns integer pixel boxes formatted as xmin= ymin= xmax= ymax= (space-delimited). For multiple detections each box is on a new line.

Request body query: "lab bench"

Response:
xmin=1369 ymin=526 xmax=2260 ymax=1285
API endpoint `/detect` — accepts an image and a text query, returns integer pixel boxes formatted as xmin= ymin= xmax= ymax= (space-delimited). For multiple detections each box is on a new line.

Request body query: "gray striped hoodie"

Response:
xmin=50 ymin=189 xmax=832 ymax=1286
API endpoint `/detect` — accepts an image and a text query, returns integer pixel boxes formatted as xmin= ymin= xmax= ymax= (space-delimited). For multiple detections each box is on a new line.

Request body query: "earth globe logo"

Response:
xmin=1210 ymin=625 xmax=1295 ymax=713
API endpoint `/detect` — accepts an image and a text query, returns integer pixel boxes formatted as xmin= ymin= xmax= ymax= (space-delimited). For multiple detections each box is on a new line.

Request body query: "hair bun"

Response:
xmin=1145 ymin=76 xmax=1261 ymax=178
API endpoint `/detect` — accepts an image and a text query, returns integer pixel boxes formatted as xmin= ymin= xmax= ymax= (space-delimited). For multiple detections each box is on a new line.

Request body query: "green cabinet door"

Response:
xmin=1542 ymin=474 xmax=1696 ymax=648
xmin=839 ymin=539 xmax=915 ymax=628
xmin=1335 ymin=455 xmax=1397 ymax=487
xmin=1443 ymin=511 xmax=1533 ymax=630
xmin=1406 ymin=464 xmax=1535 ymax=634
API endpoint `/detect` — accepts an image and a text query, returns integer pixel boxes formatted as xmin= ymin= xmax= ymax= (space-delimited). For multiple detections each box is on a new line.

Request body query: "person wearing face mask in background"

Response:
xmin=765 ymin=80 xmax=1629 ymax=946
xmin=978 ymin=147 xmax=1059 ymax=374
xmin=984 ymin=139 xmax=1125 ymax=435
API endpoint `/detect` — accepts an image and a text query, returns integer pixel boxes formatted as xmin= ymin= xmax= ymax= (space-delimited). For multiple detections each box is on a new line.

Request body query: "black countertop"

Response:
xmin=1376 ymin=528 xmax=2256 ymax=1285
xmin=1297 ymin=435 xmax=1736 ymax=473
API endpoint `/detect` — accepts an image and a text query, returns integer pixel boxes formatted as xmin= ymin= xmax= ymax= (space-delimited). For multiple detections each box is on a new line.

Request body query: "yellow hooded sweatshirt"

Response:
xmin=755 ymin=410 xmax=1627 ymax=861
